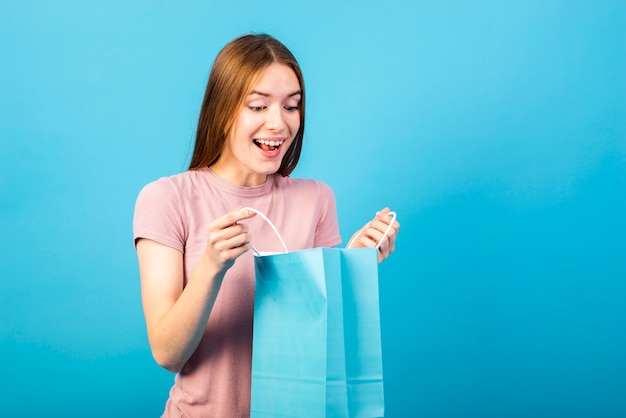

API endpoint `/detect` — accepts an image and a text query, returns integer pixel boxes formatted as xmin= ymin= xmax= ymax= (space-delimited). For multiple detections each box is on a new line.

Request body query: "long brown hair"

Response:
xmin=188 ymin=34 xmax=305 ymax=176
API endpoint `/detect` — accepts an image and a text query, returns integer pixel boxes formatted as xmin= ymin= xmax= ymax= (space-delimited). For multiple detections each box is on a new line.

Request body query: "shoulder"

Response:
xmin=133 ymin=173 xmax=193 ymax=253
xmin=137 ymin=170 xmax=206 ymax=202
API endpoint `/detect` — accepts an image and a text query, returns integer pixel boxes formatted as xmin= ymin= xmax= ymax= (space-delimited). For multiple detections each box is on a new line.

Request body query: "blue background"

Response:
xmin=1 ymin=1 xmax=625 ymax=417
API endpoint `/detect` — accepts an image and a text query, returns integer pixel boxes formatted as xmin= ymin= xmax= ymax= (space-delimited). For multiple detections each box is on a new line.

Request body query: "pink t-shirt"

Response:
xmin=133 ymin=167 xmax=341 ymax=417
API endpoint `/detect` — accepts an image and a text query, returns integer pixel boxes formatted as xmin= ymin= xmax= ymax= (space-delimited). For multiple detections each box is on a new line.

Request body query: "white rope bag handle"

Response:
xmin=346 ymin=211 xmax=397 ymax=250
xmin=242 ymin=207 xmax=396 ymax=255
xmin=240 ymin=207 xmax=288 ymax=256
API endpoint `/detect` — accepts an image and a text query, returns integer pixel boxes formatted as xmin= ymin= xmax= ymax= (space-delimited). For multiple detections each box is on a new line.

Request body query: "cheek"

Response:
xmin=287 ymin=114 xmax=301 ymax=136
xmin=237 ymin=114 xmax=259 ymax=133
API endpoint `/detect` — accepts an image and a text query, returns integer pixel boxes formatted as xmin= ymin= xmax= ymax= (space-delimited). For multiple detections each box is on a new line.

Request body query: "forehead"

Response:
xmin=249 ymin=63 xmax=301 ymax=96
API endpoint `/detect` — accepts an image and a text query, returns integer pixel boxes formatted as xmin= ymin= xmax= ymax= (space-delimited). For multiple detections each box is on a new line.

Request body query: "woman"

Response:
xmin=133 ymin=33 xmax=399 ymax=417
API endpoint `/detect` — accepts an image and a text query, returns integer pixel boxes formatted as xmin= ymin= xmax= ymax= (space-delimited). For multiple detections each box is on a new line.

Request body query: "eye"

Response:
xmin=249 ymin=106 xmax=265 ymax=112
xmin=284 ymin=105 xmax=300 ymax=112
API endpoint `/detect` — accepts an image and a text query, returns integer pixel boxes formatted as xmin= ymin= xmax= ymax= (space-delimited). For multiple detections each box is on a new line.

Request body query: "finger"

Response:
xmin=208 ymin=230 xmax=254 ymax=269
xmin=207 ymin=219 xmax=252 ymax=252
xmin=369 ymin=217 xmax=389 ymax=231
xmin=213 ymin=241 xmax=253 ymax=268
xmin=359 ymin=232 xmax=388 ymax=263
xmin=368 ymin=218 xmax=397 ymax=258
xmin=357 ymin=233 xmax=380 ymax=249
xmin=380 ymin=219 xmax=399 ymax=252
xmin=375 ymin=209 xmax=396 ymax=225
xmin=214 ymin=239 xmax=251 ymax=257
xmin=373 ymin=212 xmax=400 ymax=243
xmin=208 ymin=231 xmax=246 ymax=256
xmin=369 ymin=208 xmax=399 ymax=262
xmin=360 ymin=225 xmax=385 ymax=248
xmin=376 ymin=207 xmax=391 ymax=217
xmin=213 ymin=228 xmax=252 ymax=250
xmin=213 ymin=208 xmax=257 ymax=229
xmin=210 ymin=217 xmax=249 ymax=237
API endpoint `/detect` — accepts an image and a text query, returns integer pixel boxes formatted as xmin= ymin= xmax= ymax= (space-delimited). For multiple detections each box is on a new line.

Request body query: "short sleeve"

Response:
xmin=314 ymin=181 xmax=342 ymax=248
xmin=133 ymin=178 xmax=186 ymax=253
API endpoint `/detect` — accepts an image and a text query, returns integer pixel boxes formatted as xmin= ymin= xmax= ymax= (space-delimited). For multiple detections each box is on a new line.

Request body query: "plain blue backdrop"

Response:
xmin=1 ymin=1 xmax=625 ymax=417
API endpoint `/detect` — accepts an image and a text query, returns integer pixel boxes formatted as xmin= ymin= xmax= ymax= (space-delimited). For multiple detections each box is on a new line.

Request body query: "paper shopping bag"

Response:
xmin=250 ymin=247 xmax=384 ymax=418
xmin=341 ymin=248 xmax=385 ymax=417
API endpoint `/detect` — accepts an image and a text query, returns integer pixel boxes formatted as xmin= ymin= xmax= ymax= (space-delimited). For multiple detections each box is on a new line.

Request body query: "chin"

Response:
xmin=256 ymin=162 xmax=283 ymax=175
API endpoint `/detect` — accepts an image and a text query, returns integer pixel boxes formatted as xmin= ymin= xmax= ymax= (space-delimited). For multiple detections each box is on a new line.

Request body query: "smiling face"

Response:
xmin=210 ymin=63 xmax=302 ymax=187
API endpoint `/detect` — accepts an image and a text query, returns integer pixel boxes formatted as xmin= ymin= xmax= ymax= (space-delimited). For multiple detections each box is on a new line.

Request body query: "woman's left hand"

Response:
xmin=348 ymin=208 xmax=400 ymax=263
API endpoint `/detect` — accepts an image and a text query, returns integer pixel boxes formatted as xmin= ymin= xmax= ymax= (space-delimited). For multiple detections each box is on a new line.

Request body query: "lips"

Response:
xmin=253 ymin=138 xmax=285 ymax=152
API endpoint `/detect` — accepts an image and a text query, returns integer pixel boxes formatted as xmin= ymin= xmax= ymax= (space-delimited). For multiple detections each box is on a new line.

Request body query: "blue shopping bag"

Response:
xmin=246 ymin=208 xmax=389 ymax=417
xmin=341 ymin=248 xmax=385 ymax=417
xmin=250 ymin=247 xmax=384 ymax=417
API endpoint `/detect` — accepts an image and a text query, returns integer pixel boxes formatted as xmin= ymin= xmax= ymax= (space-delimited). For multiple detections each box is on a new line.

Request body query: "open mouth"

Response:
xmin=253 ymin=138 xmax=285 ymax=153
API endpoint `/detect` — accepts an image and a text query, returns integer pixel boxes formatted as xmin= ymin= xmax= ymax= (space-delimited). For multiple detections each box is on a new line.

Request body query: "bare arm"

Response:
xmin=136 ymin=208 xmax=256 ymax=372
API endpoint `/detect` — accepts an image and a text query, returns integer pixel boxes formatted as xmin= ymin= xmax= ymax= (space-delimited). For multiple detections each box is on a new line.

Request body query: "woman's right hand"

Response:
xmin=204 ymin=208 xmax=257 ymax=274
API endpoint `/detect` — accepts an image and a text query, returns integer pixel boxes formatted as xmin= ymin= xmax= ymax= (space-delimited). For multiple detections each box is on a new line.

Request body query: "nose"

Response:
xmin=265 ymin=105 xmax=285 ymax=131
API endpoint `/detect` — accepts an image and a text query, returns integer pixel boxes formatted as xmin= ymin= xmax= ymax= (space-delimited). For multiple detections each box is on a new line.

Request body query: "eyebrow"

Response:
xmin=248 ymin=90 xmax=302 ymax=98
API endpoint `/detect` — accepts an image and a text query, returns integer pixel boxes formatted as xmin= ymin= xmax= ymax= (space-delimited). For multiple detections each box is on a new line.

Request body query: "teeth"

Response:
xmin=255 ymin=139 xmax=284 ymax=147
